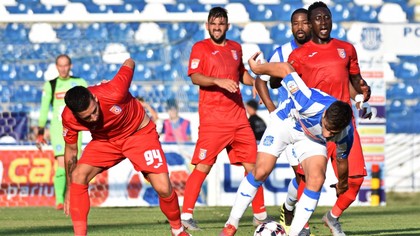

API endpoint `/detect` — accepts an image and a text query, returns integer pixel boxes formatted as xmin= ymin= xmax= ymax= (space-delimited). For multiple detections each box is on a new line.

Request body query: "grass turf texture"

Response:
xmin=1 ymin=192 xmax=419 ymax=236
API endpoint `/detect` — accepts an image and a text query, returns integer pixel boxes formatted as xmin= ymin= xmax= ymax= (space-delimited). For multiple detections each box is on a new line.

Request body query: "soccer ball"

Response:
xmin=254 ymin=221 xmax=286 ymax=236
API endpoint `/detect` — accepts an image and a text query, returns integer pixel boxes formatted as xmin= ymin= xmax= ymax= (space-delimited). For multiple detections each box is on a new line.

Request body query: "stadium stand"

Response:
xmin=0 ymin=0 xmax=418 ymax=136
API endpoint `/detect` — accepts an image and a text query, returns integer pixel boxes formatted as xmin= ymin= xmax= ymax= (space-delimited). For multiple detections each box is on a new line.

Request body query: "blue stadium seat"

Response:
xmin=55 ymin=23 xmax=82 ymax=40
xmin=353 ymin=5 xmax=379 ymax=23
xmin=84 ymin=2 xmax=111 ymax=13
xmin=226 ymin=24 xmax=243 ymax=43
xmin=133 ymin=64 xmax=154 ymax=81
xmin=0 ymin=64 xmax=17 ymax=81
xmin=331 ymin=3 xmax=354 ymax=22
xmin=269 ymin=23 xmax=292 ymax=43
xmin=17 ymin=64 xmax=44 ymax=81
xmin=245 ymin=4 xmax=277 ymax=22
xmin=4 ymin=23 xmax=29 ymax=43
xmin=30 ymin=4 xmax=65 ymax=14
xmin=107 ymin=3 xmax=140 ymax=13
xmin=85 ymin=23 xmax=108 ymax=41
xmin=331 ymin=23 xmax=347 ymax=40
xmin=6 ymin=4 xmax=30 ymax=14
xmin=106 ymin=23 xmax=135 ymax=42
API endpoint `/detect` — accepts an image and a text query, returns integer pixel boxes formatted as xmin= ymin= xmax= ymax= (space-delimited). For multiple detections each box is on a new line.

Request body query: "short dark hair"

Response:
xmin=324 ymin=100 xmax=352 ymax=131
xmin=291 ymin=8 xmax=308 ymax=22
xmin=308 ymin=1 xmax=331 ymax=20
xmin=208 ymin=6 xmax=228 ymax=22
xmin=64 ymin=86 xmax=93 ymax=113
xmin=56 ymin=54 xmax=72 ymax=65
xmin=246 ymin=99 xmax=259 ymax=110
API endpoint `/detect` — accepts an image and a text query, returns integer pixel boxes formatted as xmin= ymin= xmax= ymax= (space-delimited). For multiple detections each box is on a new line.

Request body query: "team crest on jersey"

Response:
xmin=199 ymin=148 xmax=207 ymax=160
xmin=109 ymin=105 xmax=122 ymax=115
xmin=191 ymin=59 xmax=200 ymax=69
xmin=286 ymin=80 xmax=299 ymax=94
xmin=231 ymin=50 xmax=238 ymax=60
xmin=263 ymin=135 xmax=274 ymax=146
xmin=337 ymin=48 xmax=346 ymax=59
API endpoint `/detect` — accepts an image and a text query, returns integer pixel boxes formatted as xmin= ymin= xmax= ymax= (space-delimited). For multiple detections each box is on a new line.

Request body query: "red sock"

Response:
xmin=332 ymin=177 xmax=363 ymax=217
xmin=70 ymin=183 xmax=90 ymax=236
xmin=159 ymin=190 xmax=182 ymax=229
xmin=251 ymin=186 xmax=266 ymax=214
xmin=297 ymin=179 xmax=306 ymax=200
xmin=181 ymin=169 xmax=207 ymax=214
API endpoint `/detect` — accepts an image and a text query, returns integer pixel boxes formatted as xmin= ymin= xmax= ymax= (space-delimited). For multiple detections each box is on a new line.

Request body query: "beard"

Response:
xmin=209 ymin=32 xmax=226 ymax=44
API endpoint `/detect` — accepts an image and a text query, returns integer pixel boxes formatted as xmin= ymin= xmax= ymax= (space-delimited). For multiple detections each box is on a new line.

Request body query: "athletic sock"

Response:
xmin=159 ymin=190 xmax=182 ymax=230
xmin=181 ymin=169 xmax=207 ymax=216
xmin=70 ymin=183 xmax=89 ymax=236
xmin=289 ymin=188 xmax=320 ymax=236
xmin=54 ymin=167 xmax=66 ymax=205
xmin=227 ymin=173 xmax=263 ymax=228
xmin=285 ymin=177 xmax=298 ymax=211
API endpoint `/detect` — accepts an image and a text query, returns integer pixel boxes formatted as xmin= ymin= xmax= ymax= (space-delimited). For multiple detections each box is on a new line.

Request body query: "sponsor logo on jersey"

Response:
xmin=211 ymin=50 xmax=219 ymax=55
xmin=263 ymin=135 xmax=274 ymax=146
xmin=199 ymin=148 xmax=207 ymax=160
xmin=231 ymin=50 xmax=238 ymax=60
xmin=308 ymin=52 xmax=318 ymax=57
xmin=287 ymin=80 xmax=299 ymax=94
xmin=109 ymin=105 xmax=122 ymax=115
xmin=337 ymin=48 xmax=346 ymax=59
xmin=191 ymin=59 xmax=200 ymax=69
xmin=55 ymin=92 xmax=66 ymax=100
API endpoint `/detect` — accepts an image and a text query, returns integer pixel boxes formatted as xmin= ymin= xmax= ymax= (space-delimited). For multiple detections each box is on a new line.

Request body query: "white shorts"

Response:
xmin=258 ymin=115 xmax=327 ymax=163
xmin=279 ymin=144 xmax=299 ymax=167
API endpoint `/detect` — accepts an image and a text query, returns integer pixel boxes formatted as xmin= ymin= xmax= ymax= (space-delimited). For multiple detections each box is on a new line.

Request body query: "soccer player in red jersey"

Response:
xmin=61 ymin=58 xmax=190 ymax=236
xmin=288 ymin=2 xmax=371 ymax=235
xmin=180 ymin=6 xmax=270 ymax=232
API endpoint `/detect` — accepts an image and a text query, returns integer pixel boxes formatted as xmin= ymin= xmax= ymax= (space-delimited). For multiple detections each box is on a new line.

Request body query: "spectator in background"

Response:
xmin=161 ymin=99 xmax=191 ymax=143
xmin=36 ymin=54 xmax=88 ymax=210
xmin=245 ymin=99 xmax=266 ymax=143
xmin=137 ymin=96 xmax=159 ymax=122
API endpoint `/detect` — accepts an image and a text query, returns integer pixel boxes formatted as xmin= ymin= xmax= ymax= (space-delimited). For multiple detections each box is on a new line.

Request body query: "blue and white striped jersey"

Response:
xmin=276 ymin=72 xmax=354 ymax=159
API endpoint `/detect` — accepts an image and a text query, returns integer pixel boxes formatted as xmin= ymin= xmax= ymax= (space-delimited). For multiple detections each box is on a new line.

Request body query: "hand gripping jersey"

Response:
xmin=276 ymin=72 xmax=354 ymax=159
xmin=62 ymin=66 xmax=145 ymax=144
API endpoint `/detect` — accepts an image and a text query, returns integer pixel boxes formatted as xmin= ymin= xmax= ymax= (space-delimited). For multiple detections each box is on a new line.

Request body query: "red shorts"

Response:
xmin=296 ymin=119 xmax=366 ymax=178
xmin=78 ymin=121 xmax=168 ymax=174
xmin=191 ymin=123 xmax=257 ymax=166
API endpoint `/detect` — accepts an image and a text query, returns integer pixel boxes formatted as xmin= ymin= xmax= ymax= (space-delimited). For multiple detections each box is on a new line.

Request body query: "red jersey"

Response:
xmin=62 ymin=66 xmax=145 ymax=144
xmin=188 ymin=38 xmax=248 ymax=125
xmin=288 ymin=39 xmax=361 ymax=104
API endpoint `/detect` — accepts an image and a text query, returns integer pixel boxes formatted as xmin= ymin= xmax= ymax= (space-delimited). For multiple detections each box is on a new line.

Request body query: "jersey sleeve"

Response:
xmin=38 ymin=81 xmax=53 ymax=128
xmin=348 ymin=44 xmax=361 ymax=75
xmin=288 ymin=50 xmax=302 ymax=75
xmin=98 ymin=65 xmax=133 ymax=102
xmin=280 ymin=72 xmax=313 ymax=112
xmin=61 ymin=108 xmax=79 ymax=144
xmin=188 ymin=42 xmax=205 ymax=76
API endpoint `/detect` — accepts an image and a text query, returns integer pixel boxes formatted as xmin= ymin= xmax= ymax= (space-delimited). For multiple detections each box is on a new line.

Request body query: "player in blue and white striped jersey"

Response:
xmin=220 ymin=52 xmax=353 ymax=236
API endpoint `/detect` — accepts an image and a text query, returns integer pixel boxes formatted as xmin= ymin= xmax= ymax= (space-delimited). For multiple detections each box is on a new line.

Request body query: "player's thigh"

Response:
xmin=123 ymin=127 xmax=169 ymax=174
xmin=191 ymin=125 xmax=232 ymax=165
xmin=50 ymin=122 xmax=65 ymax=156
xmin=258 ymin=117 xmax=291 ymax=159
xmin=228 ymin=124 xmax=257 ymax=165
xmin=79 ymin=140 xmax=125 ymax=169
xmin=347 ymin=128 xmax=366 ymax=176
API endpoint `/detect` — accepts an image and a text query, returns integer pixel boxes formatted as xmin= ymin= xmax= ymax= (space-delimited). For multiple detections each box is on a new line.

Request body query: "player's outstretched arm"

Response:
xmin=248 ymin=52 xmax=294 ymax=78
xmin=255 ymin=77 xmax=276 ymax=112
xmin=122 ymin=58 xmax=135 ymax=70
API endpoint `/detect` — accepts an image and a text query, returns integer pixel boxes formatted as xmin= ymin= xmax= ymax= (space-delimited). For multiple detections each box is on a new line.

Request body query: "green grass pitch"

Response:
xmin=1 ymin=192 xmax=419 ymax=235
